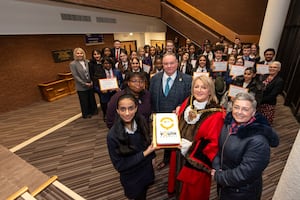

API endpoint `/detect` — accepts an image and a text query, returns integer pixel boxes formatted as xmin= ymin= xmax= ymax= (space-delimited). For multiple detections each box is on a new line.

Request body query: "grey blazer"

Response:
xmin=70 ymin=60 xmax=92 ymax=91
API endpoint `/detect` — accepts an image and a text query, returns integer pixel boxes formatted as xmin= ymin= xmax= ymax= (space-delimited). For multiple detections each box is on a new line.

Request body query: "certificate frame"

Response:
xmin=99 ymin=77 xmax=119 ymax=91
xmin=152 ymin=113 xmax=181 ymax=148
xmin=256 ymin=64 xmax=270 ymax=74
xmin=213 ymin=61 xmax=228 ymax=72
xmin=230 ymin=65 xmax=245 ymax=77
xmin=228 ymin=84 xmax=249 ymax=98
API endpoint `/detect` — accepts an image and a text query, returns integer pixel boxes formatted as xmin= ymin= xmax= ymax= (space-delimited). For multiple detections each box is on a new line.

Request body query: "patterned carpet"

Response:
xmin=0 ymin=94 xmax=299 ymax=199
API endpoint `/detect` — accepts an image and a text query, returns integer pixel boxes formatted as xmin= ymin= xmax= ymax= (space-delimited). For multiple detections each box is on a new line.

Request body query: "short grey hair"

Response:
xmin=233 ymin=92 xmax=257 ymax=110
xmin=270 ymin=61 xmax=281 ymax=70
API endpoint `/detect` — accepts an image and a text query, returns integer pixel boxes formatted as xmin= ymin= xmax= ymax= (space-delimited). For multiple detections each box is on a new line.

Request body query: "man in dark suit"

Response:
xmin=111 ymin=40 xmax=125 ymax=61
xmin=150 ymin=53 xmax=192 ymax=169
xmin=258 ymin=48 xmax=276 ymax=65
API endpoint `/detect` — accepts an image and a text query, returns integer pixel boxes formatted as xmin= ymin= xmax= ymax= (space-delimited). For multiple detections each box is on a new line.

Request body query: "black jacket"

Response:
xmin=212 ymin=112 xmax=279 ymax=200
xmin=260 ymin=75 xmax=284 ymax=105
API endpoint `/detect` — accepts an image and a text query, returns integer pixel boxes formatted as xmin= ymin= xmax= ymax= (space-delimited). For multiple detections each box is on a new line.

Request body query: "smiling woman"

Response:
xmin=212 ymin=92 xmax=279 ymax=200
xmin=106 ymin=93 xmax=159 ymax=199
xmin=168 ymin=75 xmax=225 ymax=199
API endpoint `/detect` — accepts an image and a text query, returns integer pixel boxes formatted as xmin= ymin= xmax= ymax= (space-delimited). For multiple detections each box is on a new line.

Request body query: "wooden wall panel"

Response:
xmin=186 ymin=0 xmax=267 ymax=35
xmin=161 ymin=2 xmax=219 ymax=47
xmin=58 ymin=0 xmax=161 ymax=17
xmin=0 ymin=34 xmax=114 ymax=113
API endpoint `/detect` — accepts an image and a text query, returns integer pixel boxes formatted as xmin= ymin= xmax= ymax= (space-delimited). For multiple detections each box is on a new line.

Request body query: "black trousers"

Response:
xmin=163 ymin=149 xmax=171 ymax=164
xmin=77 ymin=89 xmax=97 ymax=117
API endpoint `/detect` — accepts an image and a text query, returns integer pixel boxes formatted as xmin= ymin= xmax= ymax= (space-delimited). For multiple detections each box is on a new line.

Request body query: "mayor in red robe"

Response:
xmin=168 ymin=75 xmax=225 ymax=200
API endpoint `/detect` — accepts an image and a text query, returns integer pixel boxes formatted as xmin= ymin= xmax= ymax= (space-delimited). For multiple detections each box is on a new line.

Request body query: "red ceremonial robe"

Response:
xmin=168 ymin=96 xmax=225 ymax=200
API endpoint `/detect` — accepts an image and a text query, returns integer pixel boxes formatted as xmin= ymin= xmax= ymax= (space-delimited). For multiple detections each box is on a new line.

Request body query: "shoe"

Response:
xmin=87 ymin=114 xmax=92 ymax=118
xmin=93 ymin=110 xmax=99 ymax=115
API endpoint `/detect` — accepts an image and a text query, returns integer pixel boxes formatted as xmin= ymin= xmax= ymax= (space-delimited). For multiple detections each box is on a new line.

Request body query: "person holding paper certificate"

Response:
xmin=232 ymin=67 xmax=263 ymax=107
xmin=168 ymin=75 xmax=225 ymax=199
xmin=107 ymin=94 xmax=158 ymax=200
xmin=211 ymin=92 xmax=279 ymax=200
xmin=98 ymin=57 xmax=123 ymax=121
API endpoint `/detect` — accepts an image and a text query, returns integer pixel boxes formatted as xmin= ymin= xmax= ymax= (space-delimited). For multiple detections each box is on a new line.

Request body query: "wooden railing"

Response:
xmin=166 ymin=0 xmax=260 ymax=43
xmin=7 ymin=176 xmax=86 ymax=200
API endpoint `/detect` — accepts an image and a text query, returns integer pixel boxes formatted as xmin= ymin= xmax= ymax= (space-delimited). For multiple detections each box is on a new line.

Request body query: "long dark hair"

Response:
xmin=113 ymin=94 xmax=151 ymax=155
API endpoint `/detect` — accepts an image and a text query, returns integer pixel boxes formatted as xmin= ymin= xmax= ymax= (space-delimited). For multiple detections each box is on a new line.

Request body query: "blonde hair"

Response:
xmin=191 ymin=76 xmax=218 ymax=104
xmin=270 ymin=61 xmax=281 ymax=70
xmin=73 ymin=47 xmax=86 ymax=60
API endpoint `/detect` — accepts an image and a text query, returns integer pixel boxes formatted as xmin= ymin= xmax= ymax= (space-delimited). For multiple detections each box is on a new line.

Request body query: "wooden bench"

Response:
xmin=38 ymin=72 xmax=76 ymax=102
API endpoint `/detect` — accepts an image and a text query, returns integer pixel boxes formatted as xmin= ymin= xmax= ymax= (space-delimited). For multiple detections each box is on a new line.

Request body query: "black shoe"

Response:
xmin=93 ymin=110 xmax=99 ymax=115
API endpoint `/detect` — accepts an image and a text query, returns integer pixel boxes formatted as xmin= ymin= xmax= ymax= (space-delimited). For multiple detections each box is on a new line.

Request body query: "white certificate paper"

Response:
xmin=228 ymin=84 xmax=249 ymax=98
xmin=99 ymin=78 xmax=119 ymax=91
xmin=142 ymin=64 xmax=151 ymax=74
xmin=193 ymin=72 xmax=210 ymax=79
xmin=244 ymin=60 xmax=255 ymax=68
xmin=256 ymin=64 xmax=270 ymax=74
xmin=153 ymin=113 xmax=181 ymax=148
xmin=230 ymin=65 xmax=245 ymax=77
xmin=213 ymin=61 xmax=228 ymax=72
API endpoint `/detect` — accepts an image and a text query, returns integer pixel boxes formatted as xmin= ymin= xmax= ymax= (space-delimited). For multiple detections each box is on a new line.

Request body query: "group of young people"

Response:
xmin=69 ymin=38 xmax=282 ymax=200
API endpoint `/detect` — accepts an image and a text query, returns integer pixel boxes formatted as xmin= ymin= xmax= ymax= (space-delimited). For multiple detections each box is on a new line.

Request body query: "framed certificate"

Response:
xmin=99 ymin=78 xmax=119 ymax=91
xmin=230 ymin=65 xmax=245 ymax=77
xmin=193 ymin=72 xmax=210 ymax=79
xmin=213 ymin=61 xmax=228 ymax=72
xmin=152 ymin=113 xmax=181 ymax=148
xmin=244 ymin=60 xmax=255 ymax=68
xmin=256 ymin=64 xmax=270 ymax=74
xmin=228 ymin=84 xmax=249 ymax=98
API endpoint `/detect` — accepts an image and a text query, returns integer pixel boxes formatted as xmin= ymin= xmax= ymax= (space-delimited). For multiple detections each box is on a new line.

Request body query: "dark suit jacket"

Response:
xmin=149 ymin=71 xmax=192 ymax=112
xmin=111 ymin=48 xmax=125 ymax=60
xmin=179 ymin=63 xmax=193 ymax=75
xmin=260 ymin=75 xmax=284 ymax=105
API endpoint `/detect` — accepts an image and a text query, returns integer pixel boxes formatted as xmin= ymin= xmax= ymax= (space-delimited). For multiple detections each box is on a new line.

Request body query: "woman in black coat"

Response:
xmin=258 ymin=61 xmax=284 ymax=124
xmin=107 ymin=94 xmax=157 ymax=200
xmin=212 ymin=92 xmax=279 ymax=200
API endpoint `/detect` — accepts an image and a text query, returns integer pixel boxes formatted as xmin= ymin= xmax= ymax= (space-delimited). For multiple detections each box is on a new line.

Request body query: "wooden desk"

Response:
xmin=58 ymin=72 xmax=76 ymax=94
xmin=38 ymin=79 xmax=70 ymax=102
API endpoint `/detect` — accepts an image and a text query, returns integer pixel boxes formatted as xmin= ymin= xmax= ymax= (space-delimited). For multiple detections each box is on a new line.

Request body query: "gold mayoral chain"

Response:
xmin=188 ymin=97 xmax=223 ymax=121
